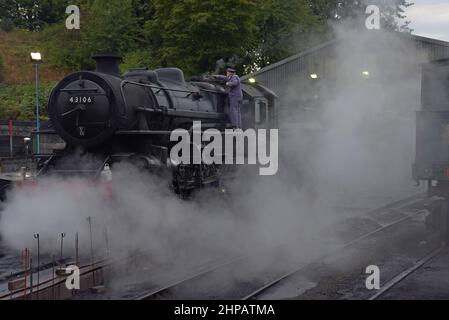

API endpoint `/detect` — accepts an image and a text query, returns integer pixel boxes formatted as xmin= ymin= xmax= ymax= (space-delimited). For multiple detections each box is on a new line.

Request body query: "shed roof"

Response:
xmin=242 ymin=31 xmax=449 ymax=80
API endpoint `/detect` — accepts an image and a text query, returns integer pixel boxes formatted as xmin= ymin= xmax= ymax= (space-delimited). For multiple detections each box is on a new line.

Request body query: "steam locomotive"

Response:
xmin=23 ymin=54 xmax=278 ymax=197
xmin=413 ymin=57 xmax=449 ymax=236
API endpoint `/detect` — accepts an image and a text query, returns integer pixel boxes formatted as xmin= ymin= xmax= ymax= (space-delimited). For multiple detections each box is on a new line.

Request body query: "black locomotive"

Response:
xmin=29 ymin=54 xmax=278 ymax=196
xmin=413 ymin=57 xmax=449 ymax=236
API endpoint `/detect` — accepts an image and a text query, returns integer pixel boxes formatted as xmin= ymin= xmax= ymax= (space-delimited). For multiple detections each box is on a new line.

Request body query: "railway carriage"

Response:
xmin=413 ymin=58 xmax=449 ymax=235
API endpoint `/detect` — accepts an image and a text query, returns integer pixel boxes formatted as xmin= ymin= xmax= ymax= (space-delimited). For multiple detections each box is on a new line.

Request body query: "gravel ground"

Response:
xmin=378 ymin=247 xmax=449 ymax=300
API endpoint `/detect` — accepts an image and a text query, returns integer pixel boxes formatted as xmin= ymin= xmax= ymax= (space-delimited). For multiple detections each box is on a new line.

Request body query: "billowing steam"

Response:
xmin=283 ymin=27 xmax=425 ymax=209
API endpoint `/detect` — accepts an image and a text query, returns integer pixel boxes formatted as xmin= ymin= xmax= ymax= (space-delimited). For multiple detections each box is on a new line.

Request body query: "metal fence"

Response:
xmin=0 ymin=120 xmax=63 ymax=158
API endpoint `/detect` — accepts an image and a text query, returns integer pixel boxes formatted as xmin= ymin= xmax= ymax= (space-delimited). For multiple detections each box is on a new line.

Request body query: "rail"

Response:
xmin=129 ymin=193 xmax=427 ymax=300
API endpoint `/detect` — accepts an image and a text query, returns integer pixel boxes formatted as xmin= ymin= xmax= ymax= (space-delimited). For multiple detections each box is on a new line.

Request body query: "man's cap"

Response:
xmin=227 ymin=68 xmax=236 ymax=73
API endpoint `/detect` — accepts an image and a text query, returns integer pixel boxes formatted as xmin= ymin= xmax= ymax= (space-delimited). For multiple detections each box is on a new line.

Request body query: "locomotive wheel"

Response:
xmin=172 ymin=171 xmax=192 ymax=200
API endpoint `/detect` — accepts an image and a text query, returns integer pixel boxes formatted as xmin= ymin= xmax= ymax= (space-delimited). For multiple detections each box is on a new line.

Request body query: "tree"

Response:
xmin=82 ymin=0 xmax=140 ymax=57
xmin=0 ymin=82 xmax=56 ymax=120
xmin=381 ymin=0 xmax=414 ymax=32
xmin=0 ymin=55 xmax=5 ymax=83
xmin=144 ymin=0 xmax=259 ymax=76
xmin=131 ymin=0 xmax=155 ymax=28
xmin=308 ymin=0 xmax=413 ymax=32
xmin=250 ymin=0 xmax=324 ymax=69
xmin=42 ymin=0 xmax=141 ymax=70
xmin=0 ymin=0 xmax=67 ymax=31
xmin=0 ymin=17 xmax=14 ymax=32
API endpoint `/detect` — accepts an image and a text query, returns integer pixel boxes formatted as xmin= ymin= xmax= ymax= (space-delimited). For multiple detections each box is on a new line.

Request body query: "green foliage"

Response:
xmin=0 ymin=17 xmax=15 ymax=32
xmin=83 ymin=0 xmax=140 ymax=56
xmin=39 ymin=23 xmax=87 ymax=71
xmin=144 ymin=0 xmax=259 ymax=76
xmin=0 ymin=0 xmax=68 ymax=31
xmin=308 ymin=0 xmax=414 ymax=32
xmin=0 ymin=82 xmax=55 ymax=120
xmin=0 ymin=55 xmax=5 ymax=83
xmin=41 ymin=0 xmax=142 ymax=71
xmin=382 ymin=0 xmax=414 ymax=32
xmin=0 ymin=0 xmax=416 ymax=120
xmin=120 ymin=49 xmax=154 ymax=73
xmin=250 ymin=0 xmax=324 ymax=69
xmin=4 ymin=0 xmax=415 ymax=76
xmin=131 ymin=0 xmax=155 ymax=26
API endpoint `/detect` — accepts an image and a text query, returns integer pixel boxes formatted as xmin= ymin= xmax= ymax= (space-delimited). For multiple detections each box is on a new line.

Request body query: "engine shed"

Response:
xmin=242 ymin=30 xmax=449 ymax=129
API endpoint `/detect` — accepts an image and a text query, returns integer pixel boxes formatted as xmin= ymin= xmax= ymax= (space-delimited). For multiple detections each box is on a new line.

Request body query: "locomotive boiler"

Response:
xmin=31 ymin=54 xmax=278 ymax=197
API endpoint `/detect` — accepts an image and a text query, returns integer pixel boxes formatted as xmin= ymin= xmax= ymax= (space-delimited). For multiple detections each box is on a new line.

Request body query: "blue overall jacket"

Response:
xmin=225 ymin=74 xmax=243 ymax=100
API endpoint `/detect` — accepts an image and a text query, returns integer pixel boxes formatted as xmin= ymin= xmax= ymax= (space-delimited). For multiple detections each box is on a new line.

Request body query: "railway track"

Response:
xmin=135 ymin=254 xmax=256 ymax=300
xmin=132 ymin=192 xmax=427 ymax=300
xmin=368 ymin=248 xmax=445 ymax=300
xmin=0 ymin=192 xmax=429 ymax=300
xmin=243 ymin=193 xmax=429 ymax=300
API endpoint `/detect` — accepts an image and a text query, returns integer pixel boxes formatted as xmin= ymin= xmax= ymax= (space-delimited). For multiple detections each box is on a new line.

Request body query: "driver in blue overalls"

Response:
xmin=218 ymin=68 xmax=243 ymax=128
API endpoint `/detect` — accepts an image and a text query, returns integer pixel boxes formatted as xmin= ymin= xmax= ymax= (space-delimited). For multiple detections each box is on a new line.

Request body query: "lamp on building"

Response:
xmin=23 ymin=137 xmax=31 ymax=156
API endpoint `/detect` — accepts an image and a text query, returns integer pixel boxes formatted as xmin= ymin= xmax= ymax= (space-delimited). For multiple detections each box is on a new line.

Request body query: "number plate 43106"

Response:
xmin=69 ymin=96 xmax=94 ymax=104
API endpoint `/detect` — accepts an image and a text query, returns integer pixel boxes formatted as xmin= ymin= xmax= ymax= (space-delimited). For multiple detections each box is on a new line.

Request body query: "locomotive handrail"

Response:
xmin=135 ymin=106 xmax=227 ymax=120
xmin=118 ymin=79 xmax=229 ymax=124
xmin=59 ymin=88 xmax=100 ymax=94
xmin=120 ymin=80 xmax=170 ymax=116
xmin=121 ymin=80 xmax=197 ymax=94
xmin=116 ymin=130 xmax=172 ymax=135
xmin=120 ymin=79 xmax=223 ymax=95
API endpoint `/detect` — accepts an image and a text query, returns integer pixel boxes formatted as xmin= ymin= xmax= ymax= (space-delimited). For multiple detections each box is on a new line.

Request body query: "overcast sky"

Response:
xmin=403 ymin=0 xmax=449 ymax=42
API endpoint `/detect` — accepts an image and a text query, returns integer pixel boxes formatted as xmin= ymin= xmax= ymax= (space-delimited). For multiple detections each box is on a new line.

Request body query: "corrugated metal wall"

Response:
xmin=245 ymin=45 xmax=335 ymax=96
xmin=243 ymin=34 xmax=449 ymax=106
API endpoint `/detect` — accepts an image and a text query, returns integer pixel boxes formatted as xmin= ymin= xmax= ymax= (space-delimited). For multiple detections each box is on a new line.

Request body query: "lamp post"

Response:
xmin=23 ymin=137 xmax=31 ymax=154
xmin=30 ymin=52 xmax=42 ymax=154
xmin=24 ymin=137 xmax=31 ymax=175
xmin=33 ymin=233 xmax=40 ymax=299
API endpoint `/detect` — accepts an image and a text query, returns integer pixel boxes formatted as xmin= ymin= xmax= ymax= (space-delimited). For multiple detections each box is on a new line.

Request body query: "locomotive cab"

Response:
xmin=241 ymin=83 xmax=278 ymax=130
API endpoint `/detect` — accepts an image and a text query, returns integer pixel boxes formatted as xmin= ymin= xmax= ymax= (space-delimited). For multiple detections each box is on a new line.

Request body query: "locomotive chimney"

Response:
xmin=92 ymin=54 xmax=122 ymax=76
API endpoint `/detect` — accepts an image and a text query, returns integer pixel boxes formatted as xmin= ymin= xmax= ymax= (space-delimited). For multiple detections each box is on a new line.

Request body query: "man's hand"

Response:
xmin=226 ymin=79 xmax=238 ymax=87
